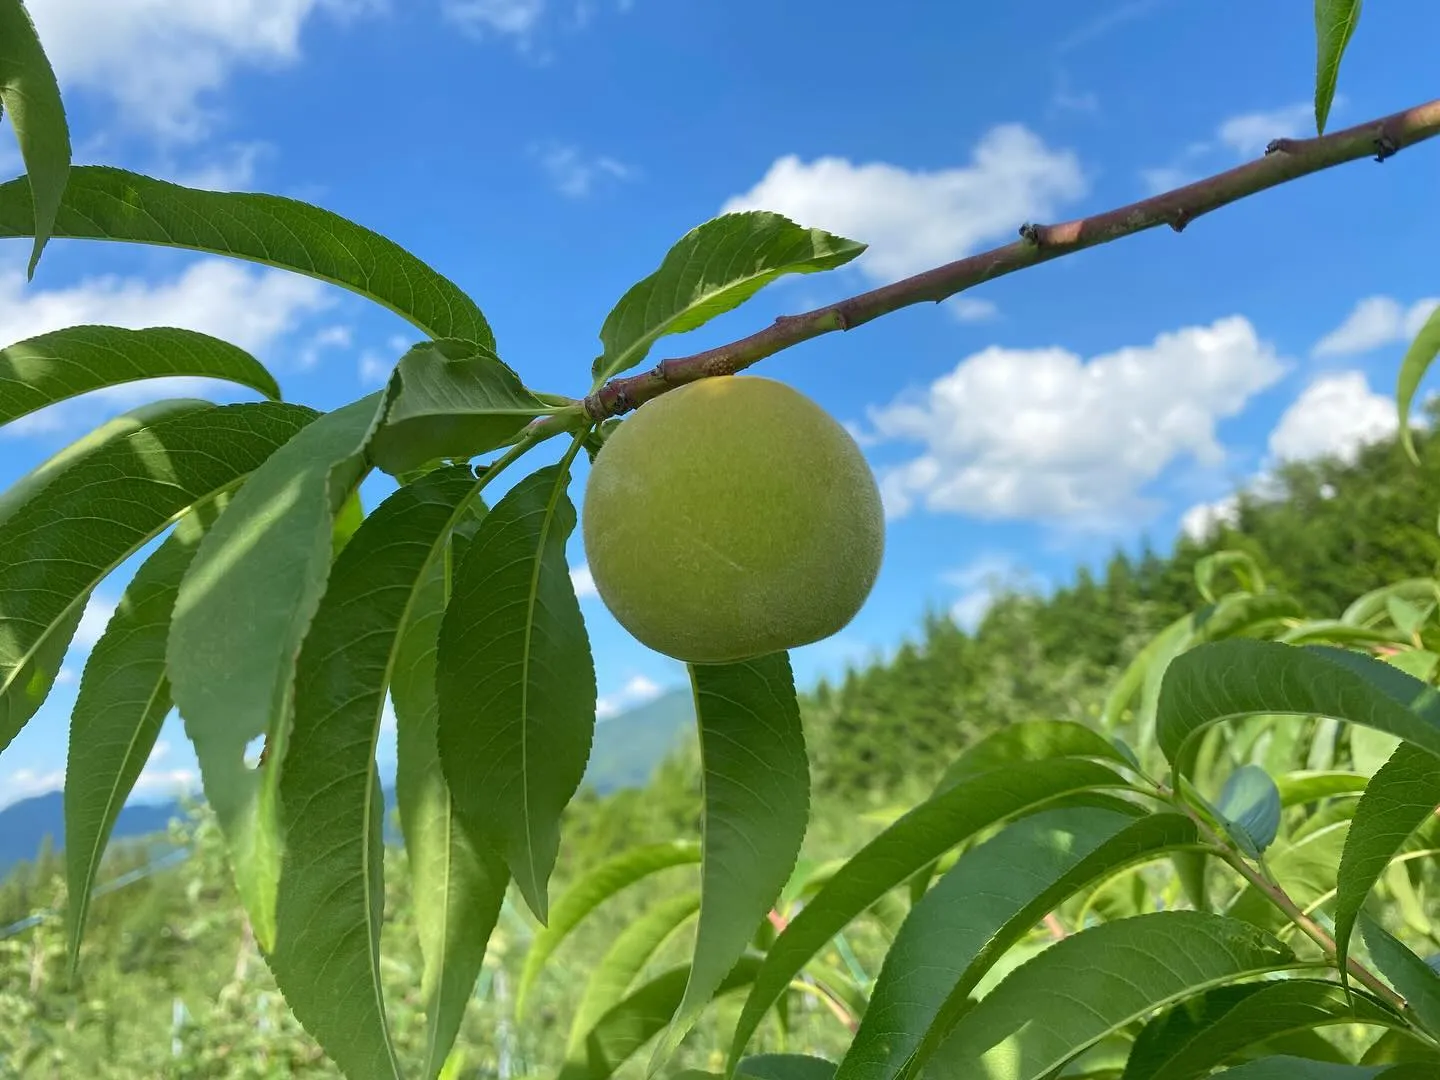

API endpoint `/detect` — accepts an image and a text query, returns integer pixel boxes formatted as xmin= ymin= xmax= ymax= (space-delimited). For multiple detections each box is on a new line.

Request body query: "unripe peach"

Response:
xmin=581 ymin=375 xmax=884 ymax=664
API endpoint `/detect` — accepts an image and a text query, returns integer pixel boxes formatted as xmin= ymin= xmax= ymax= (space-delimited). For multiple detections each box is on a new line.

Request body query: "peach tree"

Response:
xmin=5 ymin=1 xmax=1440 ymax=1077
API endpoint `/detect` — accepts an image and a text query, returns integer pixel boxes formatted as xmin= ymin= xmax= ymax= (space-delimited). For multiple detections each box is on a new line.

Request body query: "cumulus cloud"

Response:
xmin=1179 ymin=370 xmax=1400 ymax=542
xmin=1311 ymin=296 xmax=1440 ymax=358
xmin=1180 ymin=493 xmax=1240 ymax=542
xmin=1217 ymin=102 xmax=1317 ymax=157
xmin=73 ymin=594 xmax=119 ymax=650
xmin=596 ymin=674 xmax=663 ymax=720
xmin=0 ymin=258 xmax=332 ymax=432
xmin=26 ymin=0 xmax=382 ymax=140
xmin=947 ymin=296 xmax=999 ymax=323
xmin=1140 ymin=100 xmax=1339 ymax=194
xmin=2 ymin=767 xmax=66 ymax=808
xmin=0 ymin=259 xmax=331 ymax=353
xmin=570 ymin=563 xmax=598 ymax=599
xmin=866 ymin=316 xmax=1285 ymax=525
xmin=722 ymin=125 xmax=1087 ymax=282
xmin=1268 ymin=371 xmax=1398 ymax=465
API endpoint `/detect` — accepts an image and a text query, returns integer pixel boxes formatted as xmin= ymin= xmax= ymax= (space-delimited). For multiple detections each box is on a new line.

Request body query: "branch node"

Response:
xmin=655 ymin=358 xmax=677 ymax=384
xmin=832 ymin=307 xmax=851 ymax=331
xmin=1018 ymin=222 xmax=1042 ymax=245
xmin=1169 ymin=209 xmax=1191 ymax=233
xmin=1263 ymin=138 xmax=1295 ymax=156
xmin=1375 ymin=132 xmax=1399 ymax=162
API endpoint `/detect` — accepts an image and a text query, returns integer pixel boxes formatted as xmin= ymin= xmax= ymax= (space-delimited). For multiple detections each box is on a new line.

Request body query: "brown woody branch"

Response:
xmin=583 ymin=97 xmax=1440 ymax=422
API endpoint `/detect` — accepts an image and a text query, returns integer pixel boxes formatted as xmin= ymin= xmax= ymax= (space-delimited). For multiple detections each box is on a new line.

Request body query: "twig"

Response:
xmin=584 ymin=97 xmax=1440 ymax=421
xmin=1171 ymin=797 xmax=1410 ymax=1013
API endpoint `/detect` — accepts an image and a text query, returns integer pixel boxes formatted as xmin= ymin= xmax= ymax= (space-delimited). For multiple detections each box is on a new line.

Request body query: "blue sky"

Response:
xmin=3 ymin=0 xmax=1439 ymax=807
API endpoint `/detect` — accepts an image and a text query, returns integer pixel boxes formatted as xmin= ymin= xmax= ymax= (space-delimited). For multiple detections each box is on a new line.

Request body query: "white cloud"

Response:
xmin=722 ymin=124 xmax=1087 ymax=282
xmin=0 ymin=258 xmax=333 ymax=432
xmin=532 ymin=142 xmax=634 ymax=198
xmin=947 ymin=296 xmax=999 ymax=322
xmin=444 ymin=0 xmax=545 ymax=38
xmin=1179 ymin=370 xmax=1403 ymax=542
xmin=73 ymin=594 xmax=119 ymax=650
xmin=596 ymin=674 xmax=663 ymax=720
xmin=1217 ymin=102 xmax=1318 ymax=157
xmin=26 ymin=0 xmax=383 ymax=141
xmin=1269 ymin=371 xmax=1398 ymax=465
xmin=570 ymin=563 xmax=598 ymax=599
xmin=296 ymin=324 xmax=354 ymax=369
xmin=2 ymin=767 xmax=66 ymax=807
xmin=1180 ymin=493 xmax=1239 ymax=542
xmin=944 ymin=554 xmax=1029 ymax=631
xmin=130 ymin=766 xmax=198 ymax=799
xmin=1311 ymin=296 xmax=1440 ymax=358
xmin=160 ymin=141 xmax=274 ymax=191
xmin=358 ymin=352 xmax=391 ymax=385
xmin=867 ymin=316 xmax=1286 ymax=524
xmin=0 ymin=259 xmax=331 ymax=354
xmin=1139 ymin=100 xmax=1339 ymax=193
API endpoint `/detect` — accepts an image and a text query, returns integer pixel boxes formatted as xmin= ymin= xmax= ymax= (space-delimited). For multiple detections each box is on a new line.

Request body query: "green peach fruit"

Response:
xmin=581 ymin=375 xmax=884 ymax=664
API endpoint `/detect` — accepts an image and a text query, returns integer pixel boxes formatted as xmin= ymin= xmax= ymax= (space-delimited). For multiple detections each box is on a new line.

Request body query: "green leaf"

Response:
xmin=437 ymin=461 xmax=595 ymax=922
xmin=1157 ymin=641 xmax=1440 ymax=778
xmin=169 ymin=395 xmax=381 ymax=950
xmin=1227 ymin=821 xmax=1349 ymax=931
xmin=568 ymin=892 xmax=701 ymax=1054
xmin=593 ymin=211 xmax=865 ymax=383
xmin=1345 ymin=581 xmax=1440 ymax=628
xmin=738 ymin=1056 xmax=836 ymax=1080
xmin=0 ymin=166 xmax=491 ymax=345
xmin=63 ymin=509 xmax=213 ymax=974
xmin=1207 ymin=1057 xmax=1397 ymax=1078
xmin=1398 ymin=306 xmax=1440 ymax=464
xmin=0 ymin=325 xmax=280 ymax=428
xmin=1101 ymin=611 xmax=1196 ymax=734
xmin=1194 ymin=550 xmax=1265 ymax=603
xmin=1194 ymin=592 xmax=1305 ymax=643
xmin=1123 ymin=979 xmax=1403 ymax=1080
xmin=515 ymin=841 xmax=701 ymax=1020
xmin=269 ymin=466 xmax=483 ymax=1080
xmin=924 ymin=912 xmax=1297 ymax=1080
xmin=1314 ymin=0 xmax=1362 ymax=134
xmin=935 ymin=719 xmax=1132 ymax=793
xmin=393 ymin=501 xmax=509 ymax=1080
xmin=835 ymin=807 xmax=1197 ymax=1080
xmin=1275 ymin=770 xmax=1370 ymax=807
xmin=1362 ymin=1028 xmax=1440 ymax=1066
xmin=0 ymin=401 xmax=315 ymax=754
xmin=1278 ymin=621 xmax=1408 ymax=648
xmin=558 ymin=959 xmax=760 ymax=1080
xmin=1361 ymin=916 xmax=1440 ymax=1037
xmin=1333 ymin=743 xmax=1440 ymax=976
xmin=725 ymin=758 xmax=1127 ymax=1070
xmin=0 ymin=398 xmax=212 ymax=526
xmin=654 ymin=654 xmax=810 ymax=1067
xmin=0 ymin=0 xmax=70 ymax=276
xmin=1215 ymin=764 xmax=1282 ymax=858
xmin=368 ymin=339 xmax=550 ymax=475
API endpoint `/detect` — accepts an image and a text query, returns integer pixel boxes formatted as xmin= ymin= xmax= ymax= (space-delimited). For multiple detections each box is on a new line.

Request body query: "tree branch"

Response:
xmin=584 ymin=96 xmax=1440 ymax=421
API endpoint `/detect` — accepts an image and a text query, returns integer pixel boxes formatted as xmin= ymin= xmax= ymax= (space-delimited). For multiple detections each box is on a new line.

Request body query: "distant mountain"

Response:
xmin=0 ymin=688 xmax=695 ymax=877
xmin=0 ymin=792 xmax=184 ymax=878
xmin=583 ymin=688 xmax=695 ymax=793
